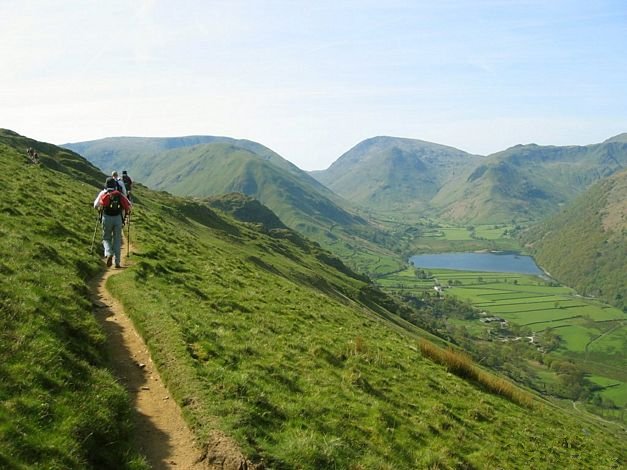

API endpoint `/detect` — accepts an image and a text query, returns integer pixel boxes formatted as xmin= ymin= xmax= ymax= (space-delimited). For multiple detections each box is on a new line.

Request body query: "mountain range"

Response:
xmin=434 ymin=134 xmax=627 ymax=223
xmin=67 ymin=133 xmax=627 ymax=229
xmin=313 ymin=134 xmax=627 ymax=224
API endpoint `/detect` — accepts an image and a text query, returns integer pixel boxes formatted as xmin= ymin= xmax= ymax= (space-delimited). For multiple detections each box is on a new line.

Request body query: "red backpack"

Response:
xmin=103 ymin=190 xmax=122 ymax=216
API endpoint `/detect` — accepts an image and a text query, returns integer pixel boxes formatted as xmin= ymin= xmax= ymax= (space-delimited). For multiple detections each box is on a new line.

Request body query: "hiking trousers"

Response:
xmin=102 ymin=213 xmax=123 ymax=266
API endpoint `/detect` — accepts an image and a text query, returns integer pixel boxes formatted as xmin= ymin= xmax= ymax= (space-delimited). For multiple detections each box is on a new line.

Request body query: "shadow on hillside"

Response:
xmin=92 ymin=282 xmax=176 ymax=470
xmin=177 ymin=200 xmax=242 ymax=236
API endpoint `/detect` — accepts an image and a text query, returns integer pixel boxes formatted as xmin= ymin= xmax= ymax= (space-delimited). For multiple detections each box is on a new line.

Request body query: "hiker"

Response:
xmin=93 ymin=177 xmax=132 ymax=268
xmin=111 ymin=171 xmax=128 ymax=197
xmin=121 ymin=170 xmax=133 ymax=201
xmin=25 ymin=147 xmax=39 ymax=164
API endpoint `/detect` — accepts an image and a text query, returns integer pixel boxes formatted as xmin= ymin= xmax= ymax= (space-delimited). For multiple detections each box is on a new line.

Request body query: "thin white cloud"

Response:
xmin=1 ymin=0 xmax=626 ymax=170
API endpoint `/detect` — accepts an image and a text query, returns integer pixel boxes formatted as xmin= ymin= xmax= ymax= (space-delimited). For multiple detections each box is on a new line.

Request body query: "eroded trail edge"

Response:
xmin=91 ymin=264 xmax=206 ymax=470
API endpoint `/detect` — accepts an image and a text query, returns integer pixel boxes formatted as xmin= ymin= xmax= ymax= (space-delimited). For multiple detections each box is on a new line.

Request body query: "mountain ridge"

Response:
xmin=312 ymin=136 xmax=483 ymax=213
xmin=64 ymin=135 xmax=337 ymax=201
xmin=604 ymin=132 xmax=627 ymax=143
xmin=433 ymin=138 xmax=627 ymax=223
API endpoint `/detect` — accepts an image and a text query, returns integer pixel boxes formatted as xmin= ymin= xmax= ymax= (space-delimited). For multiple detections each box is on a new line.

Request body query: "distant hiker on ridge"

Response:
xmin=94 ymin=177 xmax=132 ymax=268
xmin=25 ymin=147 xmax=40 ymax=164
xmin=111 ymin=171 xmax=128 ymax=197
xmin=121 ymin=170 xmax=133 ymax=202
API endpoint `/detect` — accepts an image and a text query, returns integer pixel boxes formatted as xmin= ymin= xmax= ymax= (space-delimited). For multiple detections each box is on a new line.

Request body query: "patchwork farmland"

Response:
xmin=377 ymin=267 xmax=627 ymax=410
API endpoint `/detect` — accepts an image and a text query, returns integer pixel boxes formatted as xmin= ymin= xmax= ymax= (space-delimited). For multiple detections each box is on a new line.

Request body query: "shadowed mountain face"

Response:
xmin=311 ymin=136 xmax=483 ymax=212
xmin=521 ymin=169 xmax=627 ymax=310
xmin=204 ymin=192 xmax=288 ymax=231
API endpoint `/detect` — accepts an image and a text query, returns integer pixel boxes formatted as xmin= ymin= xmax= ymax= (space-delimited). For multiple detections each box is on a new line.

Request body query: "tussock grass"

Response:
xmin=419 ymin=340 xmax=535 ymax=407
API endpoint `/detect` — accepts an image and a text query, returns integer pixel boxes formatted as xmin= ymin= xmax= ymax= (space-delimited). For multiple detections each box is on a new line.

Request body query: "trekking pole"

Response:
xmin=127 ymin=212 xmax=131 ymax=258
xmin=90 ymin=209 xmax=103 ymax=254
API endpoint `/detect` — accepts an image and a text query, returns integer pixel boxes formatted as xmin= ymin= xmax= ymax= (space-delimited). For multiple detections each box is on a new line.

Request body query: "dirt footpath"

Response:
xmin=92 ymin=264 xmax=206 ymax=469
xmin=91 ymin=248 xmax=259 ymax=469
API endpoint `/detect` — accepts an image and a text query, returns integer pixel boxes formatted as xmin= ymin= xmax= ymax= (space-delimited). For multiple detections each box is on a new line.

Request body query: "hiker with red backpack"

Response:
xmin=93 ymin=177 xmax=132 ymax=268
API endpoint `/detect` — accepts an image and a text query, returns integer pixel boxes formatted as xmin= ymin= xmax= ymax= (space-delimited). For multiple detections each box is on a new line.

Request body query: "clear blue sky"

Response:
xmin=2 ymin=0 xmax=626 ymax=170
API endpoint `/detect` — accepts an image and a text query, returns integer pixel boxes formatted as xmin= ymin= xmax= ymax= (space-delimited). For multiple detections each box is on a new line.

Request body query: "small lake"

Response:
xmin=409 ymin=252 xmax=544 ymax=275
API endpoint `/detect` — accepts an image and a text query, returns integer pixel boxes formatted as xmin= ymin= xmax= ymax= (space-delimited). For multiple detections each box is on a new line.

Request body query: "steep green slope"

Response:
xmin=0 ymin=129 xmax=146 ymax=469
xmin=4 ymin=130 xmax=626 ymax=468
xmin=433 ymin=138 xmax=627 ymax=223
xmin=521 ymin=169 xmax=627 ymax=311
xmin=312 ymin=136 xmax=483 ymax=213
xmin=102 ymin=173 xmax=624 ymax=463
xmin=64 ymin=136 xmax=402 ymax=275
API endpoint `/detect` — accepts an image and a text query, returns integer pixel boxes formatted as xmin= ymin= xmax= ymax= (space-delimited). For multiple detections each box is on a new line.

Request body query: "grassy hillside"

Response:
xmin=0 ymin=129 xmax=146 ymax=469
xmin=311 ymin=136 xmax=483 ymax=214
xmin=205 ymin=192 xmax=288 ymax=230
xmin=95 ymin=171 xmax=626 ymax=463
xmin=114 ymin=194 xmax=625 ymax=468
xmin=521 ymin=169 xmax=627 ymax=312
xmin=139 ymin=142 xmax=361 ymax=228
xmin=433 ymin=139 xmax=627 ymax=223
xmin=64 ymin=136 xmax=403 ymax=275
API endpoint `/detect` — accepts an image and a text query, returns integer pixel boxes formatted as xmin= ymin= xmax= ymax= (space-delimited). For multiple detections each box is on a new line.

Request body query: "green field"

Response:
xmin=439 ymin=227 xmax=474 ymax=240
xmin=474 ymin=226 xmax=509 ymax=240
xmin=589 ymin=376 xmax=627 ymax=407
xmin=384 ymin=220 xmax=522 ymax=255
xmin=324 ymin=237 xmax=402 ymax=275
xmin=419 ymin=225 xmax=511 ymax=241
xmin=587 ymin=323 xmax=627 ymax=354
xmin=378 ymin=266 xmax=627 ymax=414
